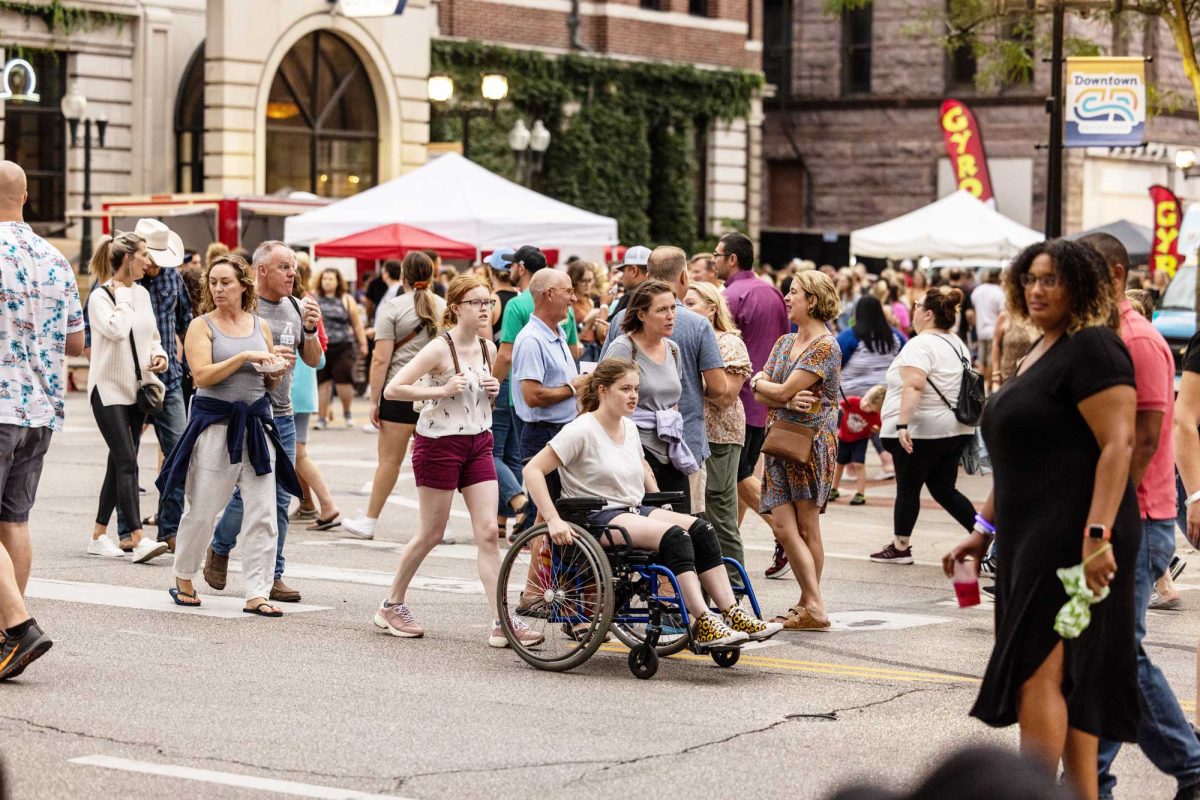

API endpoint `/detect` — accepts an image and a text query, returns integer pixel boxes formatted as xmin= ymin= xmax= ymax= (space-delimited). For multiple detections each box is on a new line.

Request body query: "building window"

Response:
xmin=694 ymin=122 xmax=709 ymax=236
xmin=947 ymin=40 xmax=977 ymax=87
xmin=640 ymin=0 xmax=662 ymax=9
xmin=688 ymin=0 xmax=709 ymax=15
xmin=265 ymin=30 xmax=379 ymax=198
xmin=4 ymin=51 xmax=66 ymax=225
xmin=175 ymin=45 xmax=205 ymax=193
xmin=763 ymin=0 xmax=793 ymax=100
xmin=767 ymin=159 xmax=807 ymax=229
xmin=841 ymin=6 xmax=872 ymax=95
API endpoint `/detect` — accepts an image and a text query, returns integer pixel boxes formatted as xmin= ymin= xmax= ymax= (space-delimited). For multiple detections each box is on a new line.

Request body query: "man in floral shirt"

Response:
xmin=0 ymin=161 xmax=85 ymax=681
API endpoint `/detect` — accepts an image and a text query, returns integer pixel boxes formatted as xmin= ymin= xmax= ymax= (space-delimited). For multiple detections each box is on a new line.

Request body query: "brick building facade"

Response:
xmin=437 ymin=0 xmax=766 ymax=240
xmin=762 ymin=0 xmax=1200 ymax=266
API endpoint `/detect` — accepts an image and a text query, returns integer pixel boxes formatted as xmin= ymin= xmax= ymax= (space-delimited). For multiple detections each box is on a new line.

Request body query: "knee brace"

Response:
xmin=657 ymin=525 xmax=695 ymax=576
xmin=688 ymin=518 xmax=724 ymax=573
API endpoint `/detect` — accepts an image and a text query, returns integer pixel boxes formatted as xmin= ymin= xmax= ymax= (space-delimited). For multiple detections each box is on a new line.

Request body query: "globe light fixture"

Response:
xmin=481 ymin=74 xmax=509 ymax=102
xmin=508 ymin=119 xmax=531 ymax=152
xmin=530 ymin=120 xmax=551 ymax=153
xmin=427 ymin=74 xmax=454 ymax=103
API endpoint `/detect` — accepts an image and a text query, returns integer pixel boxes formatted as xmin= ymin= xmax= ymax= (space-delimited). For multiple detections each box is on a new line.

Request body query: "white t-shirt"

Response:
xmin=879 ymin=333 xmax=975 ymax=439
xmin=971 ymin=283 xmax=1005 ymax=340
xmin=549 ymin=413 xmax=646 ymax=508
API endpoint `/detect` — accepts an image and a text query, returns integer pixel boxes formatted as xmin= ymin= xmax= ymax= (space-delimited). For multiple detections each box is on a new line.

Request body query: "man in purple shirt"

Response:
xmin=718 ymin=233 xmax=792 ymax=579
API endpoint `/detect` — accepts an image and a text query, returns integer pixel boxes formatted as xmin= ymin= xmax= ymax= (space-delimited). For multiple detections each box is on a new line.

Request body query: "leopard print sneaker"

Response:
xmin=691 ymin=611 xmax=749 ymax=648
xmin=723 ymin=605 xmax=784 ymax=641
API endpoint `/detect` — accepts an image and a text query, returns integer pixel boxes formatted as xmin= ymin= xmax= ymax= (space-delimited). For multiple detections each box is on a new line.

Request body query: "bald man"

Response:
xmin=511 ymin=268 xmax=587 ymax=465
xmin=0 ymin=160 xmax=86 ymax=680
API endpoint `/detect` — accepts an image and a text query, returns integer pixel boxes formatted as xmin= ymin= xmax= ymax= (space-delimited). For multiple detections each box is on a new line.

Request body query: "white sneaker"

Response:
xmin=342 ymin=514 xmax=376 ymax=540
xmin=441 ymin=532 xmax=455 ymax=545
xmin=873 ymin=470 xmax=895 ymax=481
xmin=130 ymin=538 xmax=170 ymax=564
xmin=361 ymin=424 xmax=378 ymax=434
xmin=87 ymin=535 xmax=125 ymax=558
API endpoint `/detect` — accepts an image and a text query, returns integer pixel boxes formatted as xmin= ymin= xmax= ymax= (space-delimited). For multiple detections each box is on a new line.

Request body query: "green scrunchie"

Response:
xmin=1053 ymin=543 xmax=1112 ymax=639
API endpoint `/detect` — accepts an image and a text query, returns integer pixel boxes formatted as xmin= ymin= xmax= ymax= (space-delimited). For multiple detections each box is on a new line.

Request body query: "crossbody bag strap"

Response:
xmin=102 ymin=285 xmax=143 ymax=382
xmin=286 ymin=295 xmax=306 ymax=349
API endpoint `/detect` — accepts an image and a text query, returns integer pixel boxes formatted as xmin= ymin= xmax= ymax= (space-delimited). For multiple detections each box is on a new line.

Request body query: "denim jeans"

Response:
xmin=1098 ymin=517 xmax=1200 ymax=798
xmin=211 ymin=413 xmax=296 ymax=580
xmin=118 ymin=385 xmax=186 ymax=543
xmin=492 ymin=378 xmax=524 ymax=516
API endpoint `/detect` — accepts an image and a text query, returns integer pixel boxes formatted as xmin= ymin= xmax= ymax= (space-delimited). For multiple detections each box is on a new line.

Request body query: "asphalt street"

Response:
xmin=2 ymin=395 xmax=1197 ymax=799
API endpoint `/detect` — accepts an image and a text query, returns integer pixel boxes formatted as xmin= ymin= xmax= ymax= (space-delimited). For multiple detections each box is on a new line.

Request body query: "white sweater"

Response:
xmin=86 ymin=284 xmax=167 ymax=406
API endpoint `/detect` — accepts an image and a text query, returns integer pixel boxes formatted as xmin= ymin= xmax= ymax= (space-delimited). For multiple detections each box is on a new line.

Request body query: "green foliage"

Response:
xmin=0 ymin=0 xmax=123 ymax=38
xmin=431 ymin=40 xmax=761 ymax=249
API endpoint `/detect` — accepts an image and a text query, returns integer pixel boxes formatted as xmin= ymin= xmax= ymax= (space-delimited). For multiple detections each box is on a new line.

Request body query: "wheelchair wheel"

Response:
xmin=629 ymin=644 xmax=659 ymax=679
xmin=497 ymin=523 xmax=614 ymax=672
xmin=711 ymin=648 xmax=740 ymax=668
xmin=610 ymin=576 xmax=690 ymax=657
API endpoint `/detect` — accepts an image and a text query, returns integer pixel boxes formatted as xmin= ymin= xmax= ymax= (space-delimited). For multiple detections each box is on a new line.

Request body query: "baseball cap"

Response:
xmin=502 ymin=245 xmax=548 ymax=273
xmin=134 ymin=218 xmax=184 ymax=268
xmin=623 ymin=245 xmax=651 ymax=267
xmin=486 ymin=247 xmax=515 ymax=271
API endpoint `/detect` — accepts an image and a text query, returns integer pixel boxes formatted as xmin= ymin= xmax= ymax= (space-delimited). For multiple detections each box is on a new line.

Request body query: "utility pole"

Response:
xmin=1045 ymin=0 xmax=1065 ymax=238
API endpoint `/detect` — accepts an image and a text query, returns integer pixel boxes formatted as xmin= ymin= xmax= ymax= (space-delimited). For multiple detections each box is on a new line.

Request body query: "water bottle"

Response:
xmin=280 ymin=322 xmax=295 ymax=349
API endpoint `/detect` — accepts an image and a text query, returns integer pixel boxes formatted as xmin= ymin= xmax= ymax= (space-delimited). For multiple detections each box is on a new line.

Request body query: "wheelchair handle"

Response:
xmin=642 ymin=491 xmax=685 ymax=509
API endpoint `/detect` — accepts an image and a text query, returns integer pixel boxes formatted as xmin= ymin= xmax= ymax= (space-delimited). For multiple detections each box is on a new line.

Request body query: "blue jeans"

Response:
xmin=492 ymin=378 xmax=524 ymax=516
xmin=211 ymin=413 xmax=296 ymax=580
xmin=117 ymin=385 xmax=186 ymax=543
xmin=1098 ymin=517 xmax=1200 ymax=798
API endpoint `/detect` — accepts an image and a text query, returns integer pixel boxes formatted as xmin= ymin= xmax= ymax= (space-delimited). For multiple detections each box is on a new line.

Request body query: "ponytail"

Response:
xmin=578 ymin=357 xmax=637 ymax=414
xmin=401 ymin=251 xmax=439 ymax=336
xmin=89 ymin=231 xmax=143 ymax=284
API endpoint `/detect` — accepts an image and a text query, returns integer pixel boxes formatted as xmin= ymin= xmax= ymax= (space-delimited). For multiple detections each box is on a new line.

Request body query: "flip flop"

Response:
xmin=306 ymin=514 xmax=341 ymax=531
xmin=141 ymin=515 xmax=158 ymax=528
xmin=243 ymin=602 xmax=283 ymax=618
xmin=168 ymin=586 xmax=201 ymax=607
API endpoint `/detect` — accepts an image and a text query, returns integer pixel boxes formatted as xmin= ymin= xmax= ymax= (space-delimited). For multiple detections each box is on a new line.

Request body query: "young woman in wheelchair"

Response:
xmin=523 ymin=357 xmax=783 ymax=648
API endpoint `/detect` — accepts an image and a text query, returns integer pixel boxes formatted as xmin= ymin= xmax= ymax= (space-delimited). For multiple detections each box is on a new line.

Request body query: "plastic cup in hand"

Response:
xmin=953 ymin=559 xmax=981 ymax=608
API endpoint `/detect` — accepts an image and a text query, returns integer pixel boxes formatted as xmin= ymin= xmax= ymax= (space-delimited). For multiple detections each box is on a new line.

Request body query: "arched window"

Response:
xmin=265 ymin=31 xmax=378 ymax=197
xmin=175 ymin=45 xmax=205 ymax=193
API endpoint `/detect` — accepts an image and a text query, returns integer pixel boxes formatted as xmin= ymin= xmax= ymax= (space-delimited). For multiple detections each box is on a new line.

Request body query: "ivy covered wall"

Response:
xmin=430 ymin=41 xmax=762 ymax=250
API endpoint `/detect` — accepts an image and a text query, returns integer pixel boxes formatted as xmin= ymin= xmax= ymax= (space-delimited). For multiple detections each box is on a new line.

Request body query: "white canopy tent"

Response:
xmin=283 ymin=152 xmax=619 ymax=251
xmin=849 ymin=191 xmax=1043 ymax=260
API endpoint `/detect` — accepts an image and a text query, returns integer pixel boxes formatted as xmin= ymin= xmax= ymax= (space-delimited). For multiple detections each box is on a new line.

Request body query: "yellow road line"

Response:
xmin=597 ymin=643 xmax=979 ymax=685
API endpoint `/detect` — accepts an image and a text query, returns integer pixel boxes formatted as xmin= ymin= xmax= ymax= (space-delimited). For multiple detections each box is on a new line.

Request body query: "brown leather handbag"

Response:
xmin=762 ymin=419 xmax=818 ymax=465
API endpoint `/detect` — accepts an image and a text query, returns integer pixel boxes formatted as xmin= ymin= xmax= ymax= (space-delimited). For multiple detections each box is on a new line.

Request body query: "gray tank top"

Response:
xmin=196 ymin=314 xmax=271 ymax=404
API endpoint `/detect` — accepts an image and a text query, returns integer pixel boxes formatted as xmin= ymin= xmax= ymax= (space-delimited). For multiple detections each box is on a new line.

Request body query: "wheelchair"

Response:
xmin=495 ymin=491 xmax=766 ymax=679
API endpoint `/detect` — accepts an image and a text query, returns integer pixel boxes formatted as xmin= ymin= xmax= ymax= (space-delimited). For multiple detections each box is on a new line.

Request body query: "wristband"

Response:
xmin=895 ymin=423 xmax=909 ymax=430
xmin=1186 ymin=490 xmax=1200 ymax=508
xmin=973 ymin=514 xmax=995 ymax=535
xmin=303 ymin=326 xmax=317 ymax=335
xmin=566 ymin=382 xmax=577 ymax=397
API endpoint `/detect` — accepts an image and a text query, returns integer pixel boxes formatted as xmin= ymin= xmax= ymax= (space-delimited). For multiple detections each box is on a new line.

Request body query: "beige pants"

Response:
xmin=173 ymin=424 xmax=278 ymax=601
xmin=688 ymin=463 xmax=707 ymax=515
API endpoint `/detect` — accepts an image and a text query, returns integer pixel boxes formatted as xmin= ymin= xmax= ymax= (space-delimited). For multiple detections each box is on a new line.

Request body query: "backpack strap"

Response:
xmin=926 ymin=334 xmax=969 ymax=412
xmin=441 ymin=331 xmax=462 ymax=373
xmin=285 ymin=295 xmax=306 ymax=349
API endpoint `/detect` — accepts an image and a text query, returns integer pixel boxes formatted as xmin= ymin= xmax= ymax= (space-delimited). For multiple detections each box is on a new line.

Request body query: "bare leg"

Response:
xmin=767 ymin=501 xmax=826 ymax=619
xmin=737 ymin=476 xmax=775 ymax=529
xmin=832 ymin=464 xmax=845 ymax=492
xmin=0 ymin=523 xmax=31 ymax=626
xmin=1063 ymin=726 xmax=1100 ymax=800
xmin=855 ymin=462 xmax=867 ymax=497
xmin=367 ymin=422 xmax=415 ymax=520
xmin=317 ymin=381 xmax=332 ymax=424
xmin=294 ymin=443 xmax=338 ymax=519
xmin=1156 ymin=569 xmax=1181 ymax=604
xmin=387 ymin=486 xmax=454 ymax=605
xmin=336 ymin=383 xmax=354 ymax=418
xmin=460 ymin=481 xmax=501 ymax=618
xmin=1017 ymin=642 xmax=1069 ymax=774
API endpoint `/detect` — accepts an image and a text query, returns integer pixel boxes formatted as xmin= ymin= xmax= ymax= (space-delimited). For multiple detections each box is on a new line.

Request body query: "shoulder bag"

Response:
xmin=413 ymin=332 xmax=492 ymax=412
xmin=760 ymin=333 xmax=825 ymax=466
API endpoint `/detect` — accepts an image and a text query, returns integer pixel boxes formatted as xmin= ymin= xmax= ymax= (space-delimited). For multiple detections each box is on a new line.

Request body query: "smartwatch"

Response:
xmin=303 ymin=326 xmax=318 ymax=335
xmin=1086 ymin=524 xmax=1110 ymax=541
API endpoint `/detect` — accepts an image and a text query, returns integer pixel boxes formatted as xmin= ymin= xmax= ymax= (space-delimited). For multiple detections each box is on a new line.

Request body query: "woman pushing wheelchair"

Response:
xmin=522 ymin=357 xmax=782 ymax=649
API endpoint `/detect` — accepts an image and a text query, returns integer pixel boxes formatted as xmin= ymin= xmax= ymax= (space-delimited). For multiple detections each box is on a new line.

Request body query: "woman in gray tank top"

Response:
xmin=168 ymin=255 xmax=292 ymax=617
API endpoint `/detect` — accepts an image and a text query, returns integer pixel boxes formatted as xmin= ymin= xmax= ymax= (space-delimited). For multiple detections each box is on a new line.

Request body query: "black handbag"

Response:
xmin=103 ymin=286 xmax=164 ymax=416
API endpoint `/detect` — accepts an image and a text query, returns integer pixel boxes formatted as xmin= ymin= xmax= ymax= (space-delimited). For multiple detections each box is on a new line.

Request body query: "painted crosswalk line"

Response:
xmin=827 ymin=610 xmax=951 ymax=631
xmin=70 ymin=755 xmax=410 ymax=799
xmin=229 ymin=560 xmax=487 ymax=595
xmin=26 ymin=579 xmax=329 ymax=619
xmin=385 ymin=495 xmax=470 ymax=519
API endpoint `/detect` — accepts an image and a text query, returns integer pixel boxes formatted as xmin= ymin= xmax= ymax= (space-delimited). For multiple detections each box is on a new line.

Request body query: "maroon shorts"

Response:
xmin=412 ymin=431 xmax=497 ymax=491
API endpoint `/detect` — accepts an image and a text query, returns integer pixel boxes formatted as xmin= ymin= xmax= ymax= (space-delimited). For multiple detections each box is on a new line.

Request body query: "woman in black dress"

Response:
xmin=943 ymin=239 xmax=1139 ymax=800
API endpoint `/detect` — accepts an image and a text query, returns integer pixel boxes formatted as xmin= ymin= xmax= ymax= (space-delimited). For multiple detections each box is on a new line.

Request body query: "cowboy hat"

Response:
xmin=134 ymin=218 xmax=184 ymax=268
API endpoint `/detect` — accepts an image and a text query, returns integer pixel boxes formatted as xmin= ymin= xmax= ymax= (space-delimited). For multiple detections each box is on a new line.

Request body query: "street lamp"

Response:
xmin=60 ymin=82 xmax=107 ymax=273
xmin=1178 ymin=149 xmax=1200 ymax=180
xmin=510 ymin=119 xmax=551 ymax=186
xmin=426 ymin=72 xmax=509 ymax=159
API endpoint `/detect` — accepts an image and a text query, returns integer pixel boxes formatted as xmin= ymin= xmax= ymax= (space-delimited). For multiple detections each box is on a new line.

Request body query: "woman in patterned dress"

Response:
xmin=750 ymin=270 xmax=841 ymax=631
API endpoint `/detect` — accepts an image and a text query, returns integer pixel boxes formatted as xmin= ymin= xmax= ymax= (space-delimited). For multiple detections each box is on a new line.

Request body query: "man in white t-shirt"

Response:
xmin=971 ymin=271 xmax=1005 ymax=392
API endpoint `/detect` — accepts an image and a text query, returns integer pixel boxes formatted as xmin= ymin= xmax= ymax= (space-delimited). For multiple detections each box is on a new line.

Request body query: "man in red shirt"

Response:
xmin=1081 ymin=233 xmax=1200 ymax=800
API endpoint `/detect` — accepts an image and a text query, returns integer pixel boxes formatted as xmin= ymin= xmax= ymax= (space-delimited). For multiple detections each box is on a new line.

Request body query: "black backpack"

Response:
xmin=928 ymin=335 xmax=985 ymax=426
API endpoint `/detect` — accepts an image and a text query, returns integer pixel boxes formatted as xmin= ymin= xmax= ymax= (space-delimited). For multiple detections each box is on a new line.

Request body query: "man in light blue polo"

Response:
xmin=511 ymin=268 xmax=588 ymax=477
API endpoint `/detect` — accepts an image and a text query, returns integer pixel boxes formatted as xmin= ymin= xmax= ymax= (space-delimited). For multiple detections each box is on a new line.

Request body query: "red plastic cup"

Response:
xmin=953 ymin=559 xmax=981 ymax=607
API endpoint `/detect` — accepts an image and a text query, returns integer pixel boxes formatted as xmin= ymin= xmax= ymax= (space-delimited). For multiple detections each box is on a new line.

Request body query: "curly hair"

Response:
xmin=1004 ymin=239 xmax=1118 ymax=334
xmin=789 ymin=269 xmax=839 ymax=322
xmin=200 ymin=255 xmax=258 ymax=313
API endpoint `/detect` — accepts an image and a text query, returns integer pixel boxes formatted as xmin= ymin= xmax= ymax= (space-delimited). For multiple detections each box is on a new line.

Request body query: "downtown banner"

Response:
xmin=1149 ymin=185 xmax=1182 ymax=277
xmin=1065 ymin=57 xmax=1146 ymax=147
xmin=939 ymin=99 xmax=995 ymax=205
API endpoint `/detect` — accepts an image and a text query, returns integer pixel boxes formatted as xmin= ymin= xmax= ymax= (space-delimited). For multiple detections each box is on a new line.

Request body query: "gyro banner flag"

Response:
xmin=1149 ymin=184 xmax=1182 ymax=277
xmin=1065 ymin=57 xmax=1146 ymax=148
xmin=939 ymin=99 xmax=995 ymax=205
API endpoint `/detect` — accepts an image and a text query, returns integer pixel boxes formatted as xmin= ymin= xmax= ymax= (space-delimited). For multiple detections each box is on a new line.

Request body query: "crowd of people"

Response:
xmin=5 ymin=150 xmax=1200 ymax=797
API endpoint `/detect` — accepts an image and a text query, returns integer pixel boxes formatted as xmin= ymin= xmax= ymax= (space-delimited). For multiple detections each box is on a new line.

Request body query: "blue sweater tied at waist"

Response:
xmin=156 ymin=394 xmax=302 ymax=500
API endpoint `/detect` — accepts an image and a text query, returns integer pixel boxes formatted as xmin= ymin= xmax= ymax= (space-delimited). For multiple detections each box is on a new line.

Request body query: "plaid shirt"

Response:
xmin=83 ymin=267 xmax=193 ymax=390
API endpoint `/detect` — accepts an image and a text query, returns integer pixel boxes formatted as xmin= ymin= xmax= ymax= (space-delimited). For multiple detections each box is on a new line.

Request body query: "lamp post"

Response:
xmin=427 ymin=73 xmax=508 ymax=159
xmin=509 ymin=119 xmax=551 ymax=187
xmin=60 ymin=82 xmax=107 ymax=273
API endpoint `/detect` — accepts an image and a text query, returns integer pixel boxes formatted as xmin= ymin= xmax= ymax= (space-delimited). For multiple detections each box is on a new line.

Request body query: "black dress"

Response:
xmin=970 ymin=326 xmax=1140 ymax=742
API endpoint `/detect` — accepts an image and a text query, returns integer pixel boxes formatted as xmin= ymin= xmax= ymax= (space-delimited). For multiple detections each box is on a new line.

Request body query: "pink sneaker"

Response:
xmin=373 ymin=601 xmax=424 ymax=638
xmin=489 ymin=616 xmax=545 ymax=649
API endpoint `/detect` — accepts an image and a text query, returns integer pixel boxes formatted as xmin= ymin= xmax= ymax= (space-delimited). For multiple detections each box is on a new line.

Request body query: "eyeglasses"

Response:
xmin=546 ymin=287 xmax=577 ymax=298
xmin=459 ymin=298 xmax=498 ymax=310
xmin=1020 ymin=273 xmax=1061 ymax=289
xmin=712 ymin=251 xmax=728 ymax=260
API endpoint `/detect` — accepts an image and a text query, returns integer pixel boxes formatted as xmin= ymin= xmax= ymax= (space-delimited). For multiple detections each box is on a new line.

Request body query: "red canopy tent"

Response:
xmin=314 ymin=223 xmax=477 ymax=261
